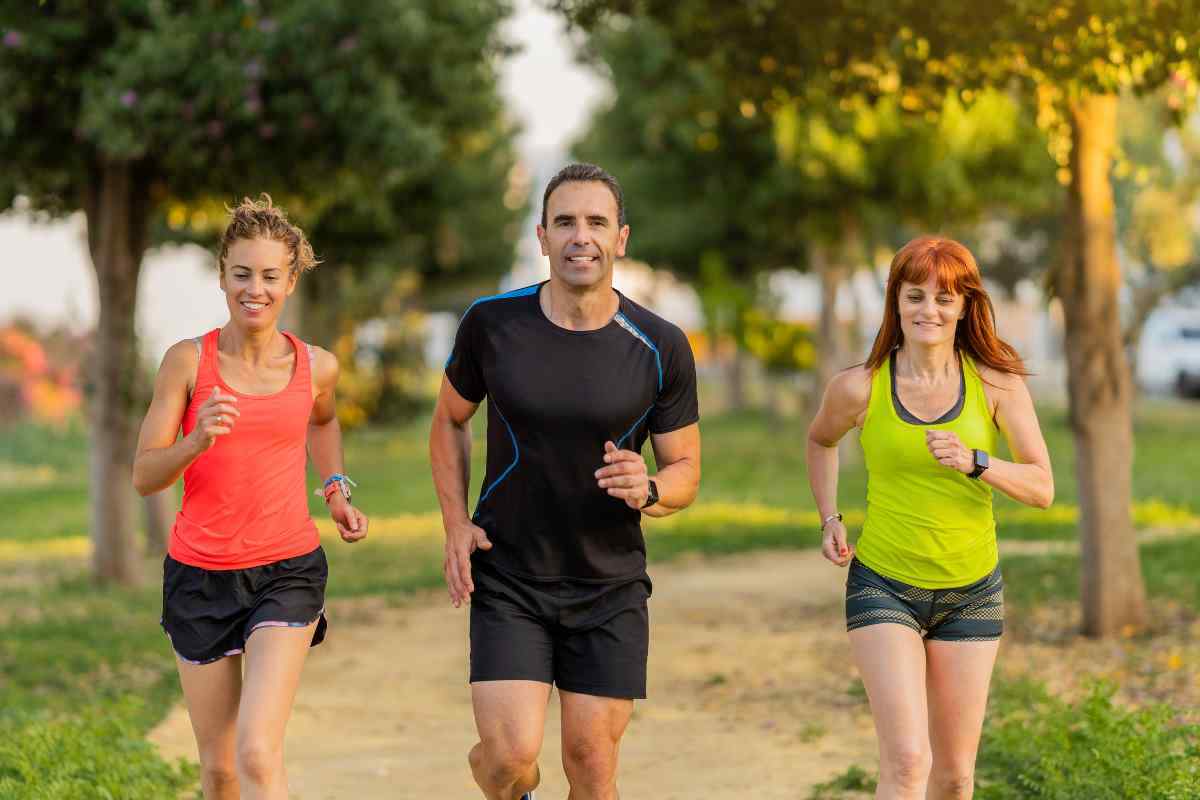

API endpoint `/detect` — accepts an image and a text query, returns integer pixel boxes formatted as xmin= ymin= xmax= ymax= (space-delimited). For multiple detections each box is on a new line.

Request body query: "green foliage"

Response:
xmin=807 ymin=765 xmax=877 ymax=799
xmin=0 ymin=702 xmax=196 ymax=799
xmin=567 ymin=4 xmax=1058 ymax=374
xmin=741 ymin=309 xmax=815 ymax=373
xmin=557 ymin=2 xmax=1200 ymax=106
xmin=0 ymin=0 xmax=523 ymax=385
xmin=571 ymin=16 xmax=799 ymax=285
xmin=978 ymin=680 xmax=1200 ymax=799
xmin=772 ymin=89 xmax=1056 ymax=235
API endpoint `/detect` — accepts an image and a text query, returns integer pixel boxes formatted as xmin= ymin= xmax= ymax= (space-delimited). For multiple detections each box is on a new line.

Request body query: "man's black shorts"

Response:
xmin=469 ymin=559 xmax=652 ymax=699
xmin=161 ymin=546 xmax=328 ymax=665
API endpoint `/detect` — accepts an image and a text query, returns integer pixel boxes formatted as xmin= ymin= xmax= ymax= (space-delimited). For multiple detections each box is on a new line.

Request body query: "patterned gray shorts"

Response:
xmin=845 ymin=558 xmax=1003 ymax=642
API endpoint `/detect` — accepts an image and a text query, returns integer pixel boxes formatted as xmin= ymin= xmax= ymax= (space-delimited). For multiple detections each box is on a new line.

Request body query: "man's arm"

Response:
xmin=594 ymin=422 xmax=700 ymax=518
xmin=429 ymin=376 xmax=491 ymax=607
xmin=644 ymin=423 xmax=701 ymax=517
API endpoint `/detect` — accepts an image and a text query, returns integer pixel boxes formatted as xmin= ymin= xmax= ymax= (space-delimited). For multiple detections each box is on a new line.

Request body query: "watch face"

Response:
xmin=644 ymin=480 xmax=659 ymax=508
xmin=976 ymin=450 xmax=989 ymax=469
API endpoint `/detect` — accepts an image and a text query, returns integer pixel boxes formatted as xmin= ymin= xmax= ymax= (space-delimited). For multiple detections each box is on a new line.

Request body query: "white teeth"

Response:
xmin=242 ymin=302 xmax=265 ymax=310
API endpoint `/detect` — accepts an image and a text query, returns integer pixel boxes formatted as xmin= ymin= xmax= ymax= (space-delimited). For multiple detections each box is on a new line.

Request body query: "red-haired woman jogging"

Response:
xmin=133 ymin=195 xmax=368 ymax=799
xmin=807 ymin=236 xmax=1053 ymax=800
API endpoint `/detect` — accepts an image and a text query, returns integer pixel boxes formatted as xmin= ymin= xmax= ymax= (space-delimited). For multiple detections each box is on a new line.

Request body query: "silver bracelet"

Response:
xmin=821 ymin=512 xmax=843 ymax=532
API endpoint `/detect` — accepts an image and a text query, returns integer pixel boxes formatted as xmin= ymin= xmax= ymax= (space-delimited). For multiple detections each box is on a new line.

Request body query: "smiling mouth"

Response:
xmin=566 ymin=255 xmax=599 ymax=263
xmin=241 ymin=301 xmax=268 ymax=311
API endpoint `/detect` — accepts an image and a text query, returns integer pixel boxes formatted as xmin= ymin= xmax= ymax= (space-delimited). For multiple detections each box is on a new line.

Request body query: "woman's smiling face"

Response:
xmin=219 ymin=238 xmax=296 ymax=332
xmin=897 ymin=274 xmax=965 ymax=347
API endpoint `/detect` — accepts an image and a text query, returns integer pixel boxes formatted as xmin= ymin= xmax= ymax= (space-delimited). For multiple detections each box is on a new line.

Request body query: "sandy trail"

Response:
xmin=150 ymin=549 xmax=879 ymax=798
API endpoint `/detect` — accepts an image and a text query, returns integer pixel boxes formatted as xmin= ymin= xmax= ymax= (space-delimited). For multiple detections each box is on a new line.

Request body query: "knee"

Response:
xmin=471 ymin=738 xmax=540 ymax=785
xmin=931 ymin=768 xmax=975 ymax=799
xmin=883 ymin=746 xmax=932 ymax=790
xmin=237 ymin=740 xmax=282 ymax=786
xmin=562 ymin=737 xmax=617 ymax=792
xmin=199 ymin=759 xmax=238 ymax=790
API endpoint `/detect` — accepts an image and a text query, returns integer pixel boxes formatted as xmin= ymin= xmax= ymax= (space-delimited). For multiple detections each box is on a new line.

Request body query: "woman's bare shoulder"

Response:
xmin=827 ymin=364 xmax=873 ymax=408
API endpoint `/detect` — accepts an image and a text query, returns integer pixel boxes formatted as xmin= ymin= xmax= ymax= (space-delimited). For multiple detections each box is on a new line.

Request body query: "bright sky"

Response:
xmin=0 ymin=0 xmax=605 ymax=360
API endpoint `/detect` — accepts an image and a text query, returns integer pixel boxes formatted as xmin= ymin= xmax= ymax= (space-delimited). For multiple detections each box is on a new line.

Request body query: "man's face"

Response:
xmin=537 ymin=180 xmax=629 ymax=289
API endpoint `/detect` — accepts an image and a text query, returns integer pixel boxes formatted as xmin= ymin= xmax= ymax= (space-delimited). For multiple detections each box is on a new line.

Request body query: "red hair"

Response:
xmin=865 ymin=236 xmax=1028 ymax=376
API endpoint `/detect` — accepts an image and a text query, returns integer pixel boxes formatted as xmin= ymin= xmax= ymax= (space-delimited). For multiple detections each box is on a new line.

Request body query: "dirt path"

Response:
xmin=150 ymin=549 xmax=880 ymax=798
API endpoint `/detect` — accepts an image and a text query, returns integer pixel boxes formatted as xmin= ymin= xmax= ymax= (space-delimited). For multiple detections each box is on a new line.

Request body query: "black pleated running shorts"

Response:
xmin=161 ymin=546 xmax=328 ymax=665
xmin=845 ymin=557 xmax=1004 ymax=642
xmin=469 ymin=558 xmax=652 ymax=699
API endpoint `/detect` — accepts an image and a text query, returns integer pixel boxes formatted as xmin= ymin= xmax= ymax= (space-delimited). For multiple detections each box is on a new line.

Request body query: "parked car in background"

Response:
xmin=1137 ymin=307 xmax=1200 ymax=397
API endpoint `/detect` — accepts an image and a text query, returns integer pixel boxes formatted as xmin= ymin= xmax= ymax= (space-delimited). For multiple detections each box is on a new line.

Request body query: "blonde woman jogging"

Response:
xmin=133 ymin=196 xmax=368 ymax=799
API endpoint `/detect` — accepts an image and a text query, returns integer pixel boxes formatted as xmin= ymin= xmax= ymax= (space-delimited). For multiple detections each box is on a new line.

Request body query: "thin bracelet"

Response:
xmin=821 ymin=512 xmax=843 ymax=532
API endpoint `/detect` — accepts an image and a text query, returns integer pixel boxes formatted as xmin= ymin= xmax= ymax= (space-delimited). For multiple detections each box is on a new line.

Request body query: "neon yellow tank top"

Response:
xmin=855 ymin=350 xmax=999 ymax=589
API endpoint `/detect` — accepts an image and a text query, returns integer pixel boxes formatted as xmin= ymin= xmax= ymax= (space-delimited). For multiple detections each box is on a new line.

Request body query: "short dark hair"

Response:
xmin=540 ymin=163 xmax=626 ymax=228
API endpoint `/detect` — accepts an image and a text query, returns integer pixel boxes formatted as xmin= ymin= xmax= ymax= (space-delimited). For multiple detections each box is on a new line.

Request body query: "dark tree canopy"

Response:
xmin=0 ymin=0 xmax=522 ymax=583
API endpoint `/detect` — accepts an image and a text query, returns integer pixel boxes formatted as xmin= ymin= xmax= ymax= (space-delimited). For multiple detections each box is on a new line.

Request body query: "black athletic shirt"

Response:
xmin=445 ymin=281 xmax=699 ymax=582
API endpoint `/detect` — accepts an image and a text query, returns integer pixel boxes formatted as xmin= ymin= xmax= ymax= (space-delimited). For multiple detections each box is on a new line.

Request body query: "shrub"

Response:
xmin=977 ymin=679 xmax=1200 ymax=799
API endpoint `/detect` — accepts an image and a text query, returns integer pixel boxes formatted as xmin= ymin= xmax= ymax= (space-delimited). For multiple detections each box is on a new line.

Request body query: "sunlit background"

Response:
xmin=2 ymin=2 xmax=1199 ymax=797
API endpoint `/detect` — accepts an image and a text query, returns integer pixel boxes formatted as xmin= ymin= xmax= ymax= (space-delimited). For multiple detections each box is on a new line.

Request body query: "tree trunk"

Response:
xmin=143 ymin=488 xmax=175 ymax=556
xmin=1060 ymin=93 xmax=1147 ymax=637
xmin=296 ymin=266 xmax=342 ymax=349
xmin=725 ymin=345 xmax=748 ymax=411
xmin=813 ymin=242 xmax=848 ymax=397
xmin=83 ymin=160 xmax=151 ymax=585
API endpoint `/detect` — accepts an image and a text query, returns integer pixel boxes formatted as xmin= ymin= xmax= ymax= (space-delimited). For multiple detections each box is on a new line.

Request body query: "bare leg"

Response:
xmin=176 ymin=654 xmax=243 ymax=800
xmin=849 ymin=624 xmax=932 ymax=800
xmin=236 ymin=623 xmax=318 ymax=800
xmin=924 ymin=639 xmax=1000 ymax=800
xmin=560 ymin=690 xmax=634 ymax=800
xmin=469 ymin=680 xmax=552 ymax=800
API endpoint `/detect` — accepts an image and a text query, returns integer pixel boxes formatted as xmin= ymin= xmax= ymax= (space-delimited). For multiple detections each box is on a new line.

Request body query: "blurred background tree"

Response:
xmin=1115 ymin=89 xmax=1200 ymax=358
xmin=570 ymin=18 xmax=802 ymax=409
xmin=0 ymin=0 xmax=521 ymax=584
xmin=555 ymin=0 xmax=1200 ymax=637
xmin=568 ymin=11 xmax=1055 ymax=408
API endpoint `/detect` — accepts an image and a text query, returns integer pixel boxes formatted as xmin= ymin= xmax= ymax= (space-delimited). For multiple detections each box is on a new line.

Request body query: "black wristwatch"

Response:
xmin=641 ymin=479 xmax=659 ymax=509
xmin=969 ymin=449 xmax=990 ymax=479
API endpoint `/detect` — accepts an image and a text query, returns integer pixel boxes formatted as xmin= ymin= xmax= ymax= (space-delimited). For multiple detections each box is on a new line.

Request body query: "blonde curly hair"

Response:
xmin=217 ymin=194 xmax=320 ymax=275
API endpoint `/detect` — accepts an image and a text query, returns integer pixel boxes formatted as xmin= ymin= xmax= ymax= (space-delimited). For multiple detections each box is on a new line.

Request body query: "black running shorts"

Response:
xmin=161 ymin=546 xmax=328 ymax=665
xmin=469 ymin=559 xmax=652 ymax=699
xmin=845 ymin=557 xmax=1003 ymax=642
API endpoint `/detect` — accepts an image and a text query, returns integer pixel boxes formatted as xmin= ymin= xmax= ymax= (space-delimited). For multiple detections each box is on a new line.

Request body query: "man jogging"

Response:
xmin=429 ymin=163 xmax=701 ymax=800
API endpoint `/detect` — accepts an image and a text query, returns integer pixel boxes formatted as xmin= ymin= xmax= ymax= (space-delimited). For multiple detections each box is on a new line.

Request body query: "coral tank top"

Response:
xmin=169 ymin=328 xmax=319 ymax=570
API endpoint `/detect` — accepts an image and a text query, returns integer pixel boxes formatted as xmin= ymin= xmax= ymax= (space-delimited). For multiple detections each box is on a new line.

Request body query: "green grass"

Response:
xmin=1001 ymin=534 xmax=1200 ymax=612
